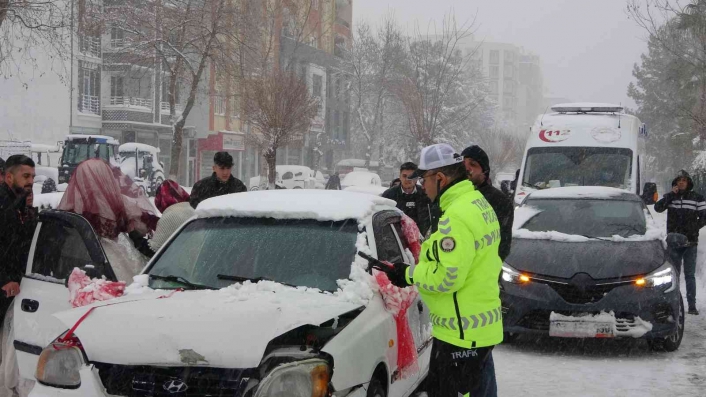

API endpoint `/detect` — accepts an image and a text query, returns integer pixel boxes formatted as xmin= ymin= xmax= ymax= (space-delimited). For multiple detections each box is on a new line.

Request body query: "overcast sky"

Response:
xmin=354 ymin=0 xmax=648 ymax=108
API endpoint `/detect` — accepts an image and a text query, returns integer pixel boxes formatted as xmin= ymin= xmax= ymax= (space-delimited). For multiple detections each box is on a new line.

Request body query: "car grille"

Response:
xmin=546 ymin=283 xmax=620 ymax=304
xmin=92 ymin=362 xmax=255 ymax=397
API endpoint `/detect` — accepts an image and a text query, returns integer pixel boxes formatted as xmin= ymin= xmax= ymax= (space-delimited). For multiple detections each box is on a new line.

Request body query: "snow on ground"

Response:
xmin=492 ymin=206 xmax=706 ymax=396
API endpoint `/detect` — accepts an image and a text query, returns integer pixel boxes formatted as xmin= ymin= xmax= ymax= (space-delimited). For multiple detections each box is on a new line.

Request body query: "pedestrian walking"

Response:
xmin=654 ymin=170 xmax=706 ymax=315
xmin=462 ymin=144 xmax=514 ymax=261
xmin=379 ymin=144 xmax=503 ymax=397
xmin=382 ymin=162 xmax=433 ymax=236
xmin=190 ymin=152 xmax=247 ymax=208
xmin=325 ymin=173 xmax=342 ymax=190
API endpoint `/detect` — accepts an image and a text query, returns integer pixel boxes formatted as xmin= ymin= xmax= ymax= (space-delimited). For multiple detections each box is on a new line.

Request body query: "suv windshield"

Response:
xmin=523 ymin=147 xmax=632 ymax=189
xmin=148 ymin=217 xmax=359 ymax=291
xmin=62 ymin=142 xmax=116 ymax=165
xmin=520 ymin=198 xmax=646 ymax=238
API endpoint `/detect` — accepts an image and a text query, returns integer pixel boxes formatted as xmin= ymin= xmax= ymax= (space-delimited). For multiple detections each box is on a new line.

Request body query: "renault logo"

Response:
xmin=163 ymin=379 xmax=188 ymax=393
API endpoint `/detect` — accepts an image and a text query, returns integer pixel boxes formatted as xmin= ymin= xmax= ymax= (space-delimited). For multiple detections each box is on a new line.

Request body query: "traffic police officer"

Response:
xmin=382 ymin=143 xmax=503 ymax=397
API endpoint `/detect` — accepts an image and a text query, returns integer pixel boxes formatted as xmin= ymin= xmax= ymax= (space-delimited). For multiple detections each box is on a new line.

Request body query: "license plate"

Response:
xmin=549 ymin=321 xmax=614 ymax=338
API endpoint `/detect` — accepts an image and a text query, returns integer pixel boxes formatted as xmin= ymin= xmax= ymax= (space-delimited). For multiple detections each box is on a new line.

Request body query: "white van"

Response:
xmin=515 ymin=103 xmax=647 ymax=205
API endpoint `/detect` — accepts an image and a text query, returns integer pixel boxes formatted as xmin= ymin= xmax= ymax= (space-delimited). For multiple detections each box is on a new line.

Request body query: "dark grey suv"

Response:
xmin=501 ymin=187 xmax=684 ymax=352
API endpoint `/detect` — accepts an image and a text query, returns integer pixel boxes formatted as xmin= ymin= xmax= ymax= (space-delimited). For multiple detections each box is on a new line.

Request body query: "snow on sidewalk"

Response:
xmin=493 ymin=206 xmax=706 ymax=396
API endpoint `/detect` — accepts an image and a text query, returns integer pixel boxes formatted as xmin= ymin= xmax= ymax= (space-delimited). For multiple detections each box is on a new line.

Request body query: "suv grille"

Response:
xmin=92 ymin=362 xmax=255 ymax=397
xmin=547 ymin=283 xmax=619 ymax=304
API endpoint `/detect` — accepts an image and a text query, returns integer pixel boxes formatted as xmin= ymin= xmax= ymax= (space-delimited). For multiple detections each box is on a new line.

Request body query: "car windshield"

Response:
xmin=148 ymin=217 xmax=359 ymax=291
xmin=62 ymin=142 xmax=115 ymax=165
xmin=523 ymin=147 xmax=632 ymax=190
xmin=520 ymin=198 xmax=646 ymax=238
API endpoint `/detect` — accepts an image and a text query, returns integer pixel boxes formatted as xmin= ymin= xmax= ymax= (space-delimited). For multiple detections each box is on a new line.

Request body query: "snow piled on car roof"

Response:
xmin=196 ymin=189 xmax=396 ymax=222
xmin=527 ymin=186 xmax=637 ymax=200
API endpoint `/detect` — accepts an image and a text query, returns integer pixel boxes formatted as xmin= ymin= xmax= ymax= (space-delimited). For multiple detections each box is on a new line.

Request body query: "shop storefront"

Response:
xmin=196 ymin=131 xmax=246 ymax=181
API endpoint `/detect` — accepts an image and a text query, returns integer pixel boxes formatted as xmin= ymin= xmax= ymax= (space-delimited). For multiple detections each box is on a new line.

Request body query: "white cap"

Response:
xmin=414 ymin=143 xmax=463 ymax=176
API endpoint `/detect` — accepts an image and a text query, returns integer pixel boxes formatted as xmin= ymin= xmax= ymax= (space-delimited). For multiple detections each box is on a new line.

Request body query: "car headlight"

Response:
xmin=255 ymin=359 xmax=330 ymax=397
xmin=501 ymin=263 xmax=531 ymax=284
xmin=35 ymin=331 xmax=85 ymax=388
xmin=635 ymin=262 xmax=676 ymax=293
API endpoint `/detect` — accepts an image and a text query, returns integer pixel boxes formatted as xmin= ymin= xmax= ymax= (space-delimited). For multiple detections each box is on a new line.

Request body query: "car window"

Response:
xmin=148 ymin=217 xmax=358 ymax=292
xmin=295 ymin=172 xmax=303 ymax=177
xmin=282 ymin=172 xmax=293 ymax=180
xmin=376 ymin=224 xmax=404 ymax=263
xmin=31 ymin=219 xmax=107 ymax=281
xmin=521 ymin=198 xmax=647 ymax=237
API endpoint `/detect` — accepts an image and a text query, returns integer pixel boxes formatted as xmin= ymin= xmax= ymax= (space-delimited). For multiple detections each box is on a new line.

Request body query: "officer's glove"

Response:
xmin=386 ymin=263 xmax=411 ymax=288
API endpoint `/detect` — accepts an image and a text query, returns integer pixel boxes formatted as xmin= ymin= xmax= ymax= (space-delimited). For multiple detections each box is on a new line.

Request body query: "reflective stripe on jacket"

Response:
xmin=406 ymin=180 xmax=503 ymax=348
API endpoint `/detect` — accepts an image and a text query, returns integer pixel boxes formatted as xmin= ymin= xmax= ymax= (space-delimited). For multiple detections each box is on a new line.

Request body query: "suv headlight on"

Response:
xmin=501 ymin=263 xmax=531 ymax=284
xmin=635 ymin=262 xmax=676 ymax=293
xmin=255 ymin=359 xmax=330 ymax=397
xmin=35 ymin=332 xmax=85 ymax=388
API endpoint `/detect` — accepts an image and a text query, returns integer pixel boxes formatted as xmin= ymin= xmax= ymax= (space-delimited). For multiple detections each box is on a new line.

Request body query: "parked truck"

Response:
xmin=58 ymin=135 xmax=120 ymax=184
xmin=118 ymin=143 xmax=165 ymax=196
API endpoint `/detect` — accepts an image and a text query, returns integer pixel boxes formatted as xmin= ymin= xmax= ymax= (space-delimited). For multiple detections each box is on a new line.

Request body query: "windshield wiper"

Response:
xmin=578 ymin=234 xmax=613 ymax=241
xmin=217 ymin=274 xmax=298 ymax=288
xmin=148 ymin=274 xmax=217 ymax=290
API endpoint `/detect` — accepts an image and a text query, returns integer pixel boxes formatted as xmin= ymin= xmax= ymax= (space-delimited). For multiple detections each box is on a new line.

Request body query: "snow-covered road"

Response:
xmin=494 ymin=208 xmax=706 ymax=396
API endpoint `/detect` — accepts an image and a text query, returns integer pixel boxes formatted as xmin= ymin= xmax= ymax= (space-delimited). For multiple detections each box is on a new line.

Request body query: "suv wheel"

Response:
xmin=503 ymin=332 xmax=520 ymax=344
xmin=366 ymin=378 xmax=386 ymax=397
xmin=648 ymin=296 xmax=684 ymax=352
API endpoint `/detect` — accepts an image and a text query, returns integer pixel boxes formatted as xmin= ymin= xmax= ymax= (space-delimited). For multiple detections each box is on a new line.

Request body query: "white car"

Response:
xmin=250 ymin=165 xmax=317 ymax=190
xmin=21 ymin=190 xmax=431 ymax=397
xmin=341 ymin=171 xmax=382 ymax=190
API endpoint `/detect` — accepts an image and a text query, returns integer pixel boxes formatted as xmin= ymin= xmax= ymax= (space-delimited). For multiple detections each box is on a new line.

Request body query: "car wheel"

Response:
xmin=250 ymin=186 xmax=259 ymax=191
xmin=293 ymin=186 xmax=303 ymax=189
xmin=648 ymin=296 xmax=684 ymax=352
xmin=366 ymin=378 xmax=386 ymax=397
xmin=503 ymin=332 xmax=520 ymax=344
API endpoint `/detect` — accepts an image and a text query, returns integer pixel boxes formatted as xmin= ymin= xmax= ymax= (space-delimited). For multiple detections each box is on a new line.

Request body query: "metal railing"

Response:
xmin=160 ymin=102 xmax=183 ymax=113
xmin=79 ymin=95 xmax=100 ymax=115
xmin=110 ymin=38 xmax=125 ymax=48
xmin=79 ymin=36 xmax=101 ymax=58
xmin=109 ymin=96 xmax=153 ymax=109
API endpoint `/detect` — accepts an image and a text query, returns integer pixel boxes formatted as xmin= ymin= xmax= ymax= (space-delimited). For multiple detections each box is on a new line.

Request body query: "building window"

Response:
xmin=504 ymin=65 xmax=514 ymax=79
xmin=78 ymin=61 xmax=100 ymax=115
xmin=489 ymin=80 xmax=499 ymax=95
xmin=504 ymin=50 xmax=515 ymax=63
xmin=110 ymin=26 xmax=125 ymax=48
xmin=312 ymin=74 xmax=323 ymax=98
xmin=489 ymin=50 xmax=499 ymax=64
xmin=490 ymin=65 xmax=499 ymax=79
xmin=334 ymin=111 xmax=340 ymax=140
xmin=214 ymin=96 xmax=225 ymax=115
xmin=312 ymin=0 xmax=318 ymax=10
xmin=110 ymin=76 xmax=124 ymax=98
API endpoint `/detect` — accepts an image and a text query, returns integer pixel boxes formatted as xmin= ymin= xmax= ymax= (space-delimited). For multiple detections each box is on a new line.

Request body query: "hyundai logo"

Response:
xmin=163 ymin=379 xmax=188 ymax=394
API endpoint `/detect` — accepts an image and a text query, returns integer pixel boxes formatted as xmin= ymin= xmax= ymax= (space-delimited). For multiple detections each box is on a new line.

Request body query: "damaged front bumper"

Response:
xmin=500 ymin=277 xmax=681 ymax=339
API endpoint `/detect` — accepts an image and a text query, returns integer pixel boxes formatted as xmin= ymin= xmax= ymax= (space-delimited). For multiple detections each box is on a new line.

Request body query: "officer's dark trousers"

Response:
xmin=425 ymin=338 xmax=497 ymax=397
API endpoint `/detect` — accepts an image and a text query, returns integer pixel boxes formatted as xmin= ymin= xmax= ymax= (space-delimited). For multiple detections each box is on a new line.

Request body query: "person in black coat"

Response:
xmin=654 ymin=170 xmax=706 ymax=315
xmin=0 ymin=155 xmax=37 ymax=319
xmin=190 ymin=152 xmax=247 ymax=208
xmin=382 ymin=162 xmax=432 ymax=237
xmin=462 ymin=145 xmax=514 ymax=261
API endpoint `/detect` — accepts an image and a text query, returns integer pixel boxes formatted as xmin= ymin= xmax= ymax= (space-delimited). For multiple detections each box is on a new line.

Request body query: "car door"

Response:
xmin=13 ymin=210 xmax=117 ymax=380
xmin=373 ymin=212 xmax=430 ymax=395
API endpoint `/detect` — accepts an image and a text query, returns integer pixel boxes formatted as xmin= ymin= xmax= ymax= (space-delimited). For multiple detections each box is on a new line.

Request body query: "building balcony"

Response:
xmin=79 ymin=36 xmax=101 ymax=59
xmin=78 ymin=95 xmax=101 ymax=115
xmin=106 ymin=96 xmax=182 ymax=114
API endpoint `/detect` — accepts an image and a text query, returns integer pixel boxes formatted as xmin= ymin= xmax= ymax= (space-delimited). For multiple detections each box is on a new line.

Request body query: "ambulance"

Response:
xmin=514 ymin=103 xmax=647 ymax=205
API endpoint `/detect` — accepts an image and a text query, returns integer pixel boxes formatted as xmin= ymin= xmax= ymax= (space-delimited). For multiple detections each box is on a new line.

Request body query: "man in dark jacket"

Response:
xmin=462 ymin=145 xmax=514 ymax=261
xmin=0 ymin=157 xmax=5 ymax=184
xmin=382 ymin=162 xmax=432 ymax=236
xmin=0 ymin=155 xmax=37 ymax=319
xmin=190 ymin=152 xmax=247 ymax=208
xmin=654 ymin=170 xmax=706 ymax=315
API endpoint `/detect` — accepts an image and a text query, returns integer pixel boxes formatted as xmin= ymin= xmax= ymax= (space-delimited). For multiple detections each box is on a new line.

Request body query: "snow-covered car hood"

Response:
xmin=53 ymin=285 xmax=362 ymax=368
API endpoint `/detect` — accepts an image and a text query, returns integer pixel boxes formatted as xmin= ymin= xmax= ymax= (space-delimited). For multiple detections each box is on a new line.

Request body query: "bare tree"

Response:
xmin=0 ymin=0 xmax=71 ymax=80
xmin=345 ymin=17 xmax=405 ymax=166
xmin=108 ymin=0 xmax=242 ymax=178
xmin=391 ymin=13 xmax=489 ymax=152
xmin=242 ymin=67 xmax=319 ymax=189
